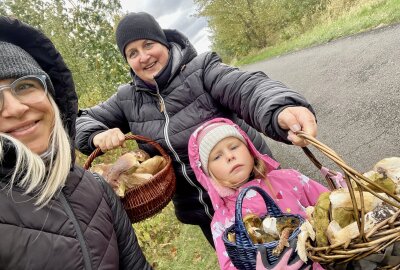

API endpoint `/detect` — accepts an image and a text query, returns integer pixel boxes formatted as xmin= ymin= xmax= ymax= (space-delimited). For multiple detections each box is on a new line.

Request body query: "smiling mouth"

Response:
xmin=7 ymin=121 xmax=38 ymax=134
xmin=144 ymin=62 xmax=156 ymax=70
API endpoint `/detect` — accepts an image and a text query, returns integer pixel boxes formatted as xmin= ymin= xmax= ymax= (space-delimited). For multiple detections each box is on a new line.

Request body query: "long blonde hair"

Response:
xmin=0 ymin=96 xmax=71 ymax=207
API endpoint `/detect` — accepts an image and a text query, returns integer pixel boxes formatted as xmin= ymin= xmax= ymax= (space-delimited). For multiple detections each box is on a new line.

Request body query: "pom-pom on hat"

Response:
xmin=116 ymin=12 xmax=169 ymax=58
xmin=198 ymin=123 xmax=247 ymax=175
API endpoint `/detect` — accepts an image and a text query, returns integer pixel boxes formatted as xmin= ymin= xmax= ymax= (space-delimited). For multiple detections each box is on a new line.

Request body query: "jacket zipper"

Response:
xmin=154 ymin=83 xmax=212 ymax=219
xmin=60 ymin=193 xmax=93 ymax=270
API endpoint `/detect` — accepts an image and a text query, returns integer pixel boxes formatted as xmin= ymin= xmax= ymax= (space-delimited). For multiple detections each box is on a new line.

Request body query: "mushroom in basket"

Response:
xmin=227 ymin=213 xmax=301 ymax=256
xmin=90 ymin=149 xmax=167 ymax=197
xmin=295 ymin=156 xmax=400 ymax=263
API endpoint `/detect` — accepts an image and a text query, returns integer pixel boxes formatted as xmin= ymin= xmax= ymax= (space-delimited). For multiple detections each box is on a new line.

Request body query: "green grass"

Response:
xmin=236 ymin=0 xmax=400 ymax=65
xmin=133 ymin=203 xmax=219 ymax=269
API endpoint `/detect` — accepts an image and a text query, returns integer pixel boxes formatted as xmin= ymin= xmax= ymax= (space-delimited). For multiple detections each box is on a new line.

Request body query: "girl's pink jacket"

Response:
xmin=188 ymin=118 xmax=328 ymax=270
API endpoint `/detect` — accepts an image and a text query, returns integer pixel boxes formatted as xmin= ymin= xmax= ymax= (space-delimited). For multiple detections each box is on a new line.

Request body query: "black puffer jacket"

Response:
xmin=75 ymin=30 xmax=314 ymax=224
xmin=0 ymin=17 xmax=151 ymax=270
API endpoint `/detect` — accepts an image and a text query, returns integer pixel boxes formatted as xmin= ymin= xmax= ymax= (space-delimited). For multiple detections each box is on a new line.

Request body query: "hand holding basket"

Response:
xmin=84 ymin=134 xmax=176 ymax=223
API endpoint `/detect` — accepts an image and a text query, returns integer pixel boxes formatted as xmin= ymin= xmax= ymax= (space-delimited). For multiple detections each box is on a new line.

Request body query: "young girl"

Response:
xmin=188 ymin=118 xmax=328 ymax=270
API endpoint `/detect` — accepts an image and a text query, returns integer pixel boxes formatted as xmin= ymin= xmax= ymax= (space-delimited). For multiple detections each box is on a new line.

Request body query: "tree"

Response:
xmin=1 ymin=0 xmax=127 ymax=106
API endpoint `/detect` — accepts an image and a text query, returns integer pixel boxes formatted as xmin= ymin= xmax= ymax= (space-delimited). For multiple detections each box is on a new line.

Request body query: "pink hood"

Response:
xmin=188 ymin=118 xmax=279 ymax=210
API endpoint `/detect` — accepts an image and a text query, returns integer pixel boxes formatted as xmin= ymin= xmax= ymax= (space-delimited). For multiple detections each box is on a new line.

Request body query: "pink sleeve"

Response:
xmin=298 ymin=173 xmax=329 ymax=207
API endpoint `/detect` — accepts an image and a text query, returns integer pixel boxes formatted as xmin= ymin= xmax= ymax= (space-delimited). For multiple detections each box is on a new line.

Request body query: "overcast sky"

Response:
xmin=119 ymin=0 xmax=211 ymax=54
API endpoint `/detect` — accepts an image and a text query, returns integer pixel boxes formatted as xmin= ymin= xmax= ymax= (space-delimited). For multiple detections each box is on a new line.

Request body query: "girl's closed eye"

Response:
xmin=230 ymin=144 xmax=239 ymax=150
xmin=212 ymin=152 xmax=222 ymax=161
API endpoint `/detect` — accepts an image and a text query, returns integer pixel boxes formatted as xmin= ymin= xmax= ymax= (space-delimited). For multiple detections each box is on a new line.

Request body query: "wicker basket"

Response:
xmin=83 ymin=134 xmax=176 ymax=223
xmin=297 ymin=131 xmax=400 ymax=268
xmin=222 ymin=186 xmax=305 ymax=270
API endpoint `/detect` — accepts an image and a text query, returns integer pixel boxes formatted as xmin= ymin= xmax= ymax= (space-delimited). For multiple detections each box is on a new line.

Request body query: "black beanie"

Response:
xmin=116 ymin=12 xmax=169 ymax=58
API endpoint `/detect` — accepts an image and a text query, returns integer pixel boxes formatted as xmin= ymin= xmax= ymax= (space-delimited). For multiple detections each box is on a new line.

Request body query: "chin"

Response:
xmin=29 ymin=143 xmax=49 ymax=155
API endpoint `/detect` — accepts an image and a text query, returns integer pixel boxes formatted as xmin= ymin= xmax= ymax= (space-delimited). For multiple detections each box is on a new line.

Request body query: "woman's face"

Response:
xmin=125 ymin=39 xmax=169 ymax=85
xmin=0 ymin=76 xmax=54 ymax=154
xmin=208 ymin=137 xmax=254 ymax=189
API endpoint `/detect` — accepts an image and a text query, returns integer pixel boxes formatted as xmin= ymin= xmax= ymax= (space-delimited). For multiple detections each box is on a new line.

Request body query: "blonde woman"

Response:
xmin=0 ymin=16 xmax=152 ymax=270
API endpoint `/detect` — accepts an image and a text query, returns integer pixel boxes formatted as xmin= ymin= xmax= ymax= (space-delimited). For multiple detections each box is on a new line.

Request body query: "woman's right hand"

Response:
xmin=93 ymin=128 xmax=126 ymax=152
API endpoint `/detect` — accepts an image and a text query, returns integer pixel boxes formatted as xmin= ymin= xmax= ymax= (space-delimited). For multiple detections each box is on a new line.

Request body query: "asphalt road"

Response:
xmin=243 ymin=23 xmax=400 ymax=186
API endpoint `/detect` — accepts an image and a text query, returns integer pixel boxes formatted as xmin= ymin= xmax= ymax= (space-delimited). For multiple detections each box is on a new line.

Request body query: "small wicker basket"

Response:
xmin=223 ymin=186 xmax=305 ymax=270
xmin=297 ymin=131 xmax=400 ymax=268
xmin=83 ymin=134 xmax=176 ymax=223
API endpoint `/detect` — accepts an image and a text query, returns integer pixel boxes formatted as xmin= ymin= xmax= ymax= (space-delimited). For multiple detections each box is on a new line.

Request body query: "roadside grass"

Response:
xmin=235 ymin=0 xmax=400 ymax=65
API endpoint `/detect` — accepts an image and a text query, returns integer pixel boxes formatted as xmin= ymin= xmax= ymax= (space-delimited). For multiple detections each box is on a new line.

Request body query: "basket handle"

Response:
xmin=234 ymin=186 xmax=283 ymax=237
xmin=83 ymin=134 xmax=168 ymax=170
xmin=302 ymin=147 xmax=339 ymax=191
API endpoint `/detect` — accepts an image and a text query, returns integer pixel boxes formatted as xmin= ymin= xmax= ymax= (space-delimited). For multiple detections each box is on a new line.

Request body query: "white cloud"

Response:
xmin=119 ymin=0 xmax=211 ymax=54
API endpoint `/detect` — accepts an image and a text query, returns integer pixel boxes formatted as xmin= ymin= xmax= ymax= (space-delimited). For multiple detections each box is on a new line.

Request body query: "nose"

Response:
xmin=226 ymin=151 xmax=236 ymax=162
xmin=1 ymin=90 xmax=29 ymax=118
xmin=139 ymin=51 xmax=150 ymax=63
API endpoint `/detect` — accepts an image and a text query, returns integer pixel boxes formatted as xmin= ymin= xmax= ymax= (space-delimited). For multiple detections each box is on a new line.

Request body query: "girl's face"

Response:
xmin=208 ymin=137 xmax=254 ymax=189
xmin=0 ymin=76 xmax=54 ymax=154
xmin=125 ymin=39 xmax=169 ymax=85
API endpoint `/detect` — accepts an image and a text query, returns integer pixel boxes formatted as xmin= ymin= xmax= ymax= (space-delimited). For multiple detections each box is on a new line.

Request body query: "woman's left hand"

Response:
xmin=277 ymin=106 xmax=317 ymax=147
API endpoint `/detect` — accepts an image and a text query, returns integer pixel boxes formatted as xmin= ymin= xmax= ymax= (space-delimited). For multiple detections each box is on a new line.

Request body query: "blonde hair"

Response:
xmin=253 ymin=156 xmax=277 ymax=199
xmin=253 ymin=157 xmax=267 ymax=179
xmin=0 ymin=96 xmax=71 ymax=207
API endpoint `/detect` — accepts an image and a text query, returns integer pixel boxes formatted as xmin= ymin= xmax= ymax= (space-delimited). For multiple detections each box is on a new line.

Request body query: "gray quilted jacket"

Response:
xmin=0 ymin=16 xmax=151 ymax=270
xmin=75 ymin=29 xmax=314 ymax=224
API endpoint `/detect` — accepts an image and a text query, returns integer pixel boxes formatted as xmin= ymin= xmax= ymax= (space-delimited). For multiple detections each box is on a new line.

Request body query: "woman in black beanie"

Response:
xmin=75 ymin=11 xmax=318 ymax=247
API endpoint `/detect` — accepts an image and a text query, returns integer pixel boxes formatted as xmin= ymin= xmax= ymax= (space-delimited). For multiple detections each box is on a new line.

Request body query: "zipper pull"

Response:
xmin=159 ymin=99 xmax=164 ymax=112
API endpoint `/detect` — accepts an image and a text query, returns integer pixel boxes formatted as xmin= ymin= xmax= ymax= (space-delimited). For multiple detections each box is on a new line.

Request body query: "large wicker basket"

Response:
xmin=297 ymin=131 xmax=400 ymax=268
xmin=84 ymin=134 xmax=176 ymax=223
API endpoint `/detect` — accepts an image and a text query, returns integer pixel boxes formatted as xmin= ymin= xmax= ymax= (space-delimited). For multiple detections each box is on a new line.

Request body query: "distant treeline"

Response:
xmin=195 ymin=0 xmax=363 ymax=62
